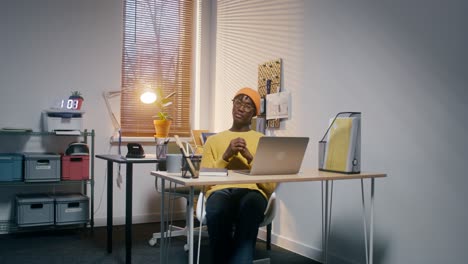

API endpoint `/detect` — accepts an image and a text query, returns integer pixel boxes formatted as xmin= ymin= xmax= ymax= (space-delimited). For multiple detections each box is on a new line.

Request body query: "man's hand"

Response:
xmin=223 ymin=137 xmax=253 ymax=164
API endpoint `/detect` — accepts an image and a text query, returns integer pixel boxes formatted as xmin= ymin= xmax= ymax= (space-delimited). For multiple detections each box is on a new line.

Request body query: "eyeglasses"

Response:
xmin=232 ymin=99 xmax=254 ymax=113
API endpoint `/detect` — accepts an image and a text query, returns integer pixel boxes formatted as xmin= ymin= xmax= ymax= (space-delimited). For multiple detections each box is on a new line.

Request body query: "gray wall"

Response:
xmin=210 ymin=0 xmax=468 ymax=263
xmin=302 ymin=1 xmax=468 ymax=263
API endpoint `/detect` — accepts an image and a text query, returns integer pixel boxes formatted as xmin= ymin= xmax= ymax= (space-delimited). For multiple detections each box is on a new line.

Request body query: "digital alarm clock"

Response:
xmin=49 ymin=97 xmax=83 ymax=111
xmin=60 ymin=98 xmax=81 ymax=110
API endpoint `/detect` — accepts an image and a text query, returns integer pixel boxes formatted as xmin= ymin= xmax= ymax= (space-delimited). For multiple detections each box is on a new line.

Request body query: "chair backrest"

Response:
xmin=191 ymin=129 xmax=209 ymax=148
xmin=167 ymin=141 xmax=181 ymax=154
xmin=259 ymin=192 xmax=276 ymax=227
xmin=191 ymin=129 xmax=209 ymax=155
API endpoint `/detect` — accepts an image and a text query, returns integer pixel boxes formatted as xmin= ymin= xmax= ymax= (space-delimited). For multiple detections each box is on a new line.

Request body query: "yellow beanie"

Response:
xmin=234 ymin=87 xmax=261 ymax=116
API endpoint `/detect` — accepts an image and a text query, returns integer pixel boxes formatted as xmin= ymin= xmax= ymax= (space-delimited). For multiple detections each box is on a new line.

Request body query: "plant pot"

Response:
xmin=153 ymin=119 xmax=172 ymax=138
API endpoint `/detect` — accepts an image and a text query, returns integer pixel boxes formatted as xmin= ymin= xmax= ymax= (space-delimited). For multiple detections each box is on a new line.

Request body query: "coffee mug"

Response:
xmin=166 ymin=154 xmax=182 ymax=173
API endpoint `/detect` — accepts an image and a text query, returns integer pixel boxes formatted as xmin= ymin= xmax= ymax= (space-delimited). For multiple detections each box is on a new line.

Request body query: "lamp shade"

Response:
xmin=140 ymin=91 xmax=157 ymax=104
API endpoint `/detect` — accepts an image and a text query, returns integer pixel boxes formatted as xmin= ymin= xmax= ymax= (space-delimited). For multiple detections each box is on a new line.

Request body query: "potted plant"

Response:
xmin=69 ymin=91 xmax=84 ymax=110
xmin=152 ymin=89 xmax=176 ymax=138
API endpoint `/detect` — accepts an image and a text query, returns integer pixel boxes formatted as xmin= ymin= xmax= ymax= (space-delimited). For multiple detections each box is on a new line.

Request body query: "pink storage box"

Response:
xmin=61 ymin=155 xmax=89 ymax=180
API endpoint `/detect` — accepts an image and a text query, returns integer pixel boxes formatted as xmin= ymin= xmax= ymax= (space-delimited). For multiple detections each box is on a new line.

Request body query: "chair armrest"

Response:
xmin=260 ymin=192 xmax=276 ymax=227
xmin=196 ymin=192 xmax=207 ymax=224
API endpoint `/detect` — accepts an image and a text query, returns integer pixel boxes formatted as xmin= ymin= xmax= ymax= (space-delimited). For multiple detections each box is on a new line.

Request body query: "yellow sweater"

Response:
xmin=200 ymin=130 xmax=277 ymax=199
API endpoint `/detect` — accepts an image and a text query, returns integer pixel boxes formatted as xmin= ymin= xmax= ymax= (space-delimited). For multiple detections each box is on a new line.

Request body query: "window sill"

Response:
xmin=109 ymin=135 xmax=192 ymax=144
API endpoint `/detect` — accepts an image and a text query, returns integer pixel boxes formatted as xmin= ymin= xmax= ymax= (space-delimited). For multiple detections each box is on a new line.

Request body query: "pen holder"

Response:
xmin=155 ymin=142 xmax=168 ymax=171
xmin=156 ymin=143 xmax=168 ymax=159
xmin=181 ymin=156 xmax=201 ymax=178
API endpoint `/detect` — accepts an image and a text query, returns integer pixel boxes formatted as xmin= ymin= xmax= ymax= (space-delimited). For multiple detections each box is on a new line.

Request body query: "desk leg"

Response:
xmin=361 ymin=178 xmax=375 ymax=264
xmin=370 ymin=178 xmax=375 ymax=264
xmin=160 ymin=179 xmax=165 ymax=264
xmin=106 ymin=160 xmax=113 ymax=253
xmin=126 ymin=163 xmax=133 ymax=264
xmin=321 ymin=181 xmax=324 ymax=261
xmin=188 ymin=186 xmax=194 ymax=264
xmin=322 ymin=180 xmax=334 ymax=264
xmin=323 ymin=180 xmax=328 ymax=264
xmin=361 ymin=179 xmax=369 ymax=264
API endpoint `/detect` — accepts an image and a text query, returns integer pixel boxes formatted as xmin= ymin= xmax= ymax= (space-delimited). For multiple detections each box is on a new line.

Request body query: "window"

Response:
xmin=121 ymin=0 xmax=194 ymax=137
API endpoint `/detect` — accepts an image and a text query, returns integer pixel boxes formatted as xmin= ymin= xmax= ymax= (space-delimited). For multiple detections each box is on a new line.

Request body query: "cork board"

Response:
xmin=258 ymin=59 xmax=282 ymax=128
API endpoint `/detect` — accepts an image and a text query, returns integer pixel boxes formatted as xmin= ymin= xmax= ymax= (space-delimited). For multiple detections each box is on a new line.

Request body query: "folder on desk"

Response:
xmin=318 ymin=112 xmax=361 ymax=174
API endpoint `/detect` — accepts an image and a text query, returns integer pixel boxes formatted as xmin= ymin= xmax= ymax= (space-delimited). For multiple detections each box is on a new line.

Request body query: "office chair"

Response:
xmin=148 ymin=141 xmax=208 ymax=250
xmin=191 ymin=129 xmax=209 ymax=155
xmin=149 ymin=179 xmax=207 ymax=250
xmin=196 ymin=191 xmax=277 ymax=251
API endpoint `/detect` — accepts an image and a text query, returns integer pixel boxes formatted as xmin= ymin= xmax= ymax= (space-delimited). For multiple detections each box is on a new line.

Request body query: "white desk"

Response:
xmin=150 ymin=169 xmax=386 ymax=264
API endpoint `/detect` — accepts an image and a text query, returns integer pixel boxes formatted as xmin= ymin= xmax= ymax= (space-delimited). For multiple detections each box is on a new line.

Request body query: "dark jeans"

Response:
xmin=205 ymin=188 xmax=267 ymax=264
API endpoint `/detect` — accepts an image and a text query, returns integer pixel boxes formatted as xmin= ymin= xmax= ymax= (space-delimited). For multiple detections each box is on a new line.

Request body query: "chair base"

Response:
xmin=149 ymin=224 xmax=186 ymax=246
xmin=149 ymin=223 xmax=209 ymax=250
xmin=253 ymin=258 xmax=270 ymax=264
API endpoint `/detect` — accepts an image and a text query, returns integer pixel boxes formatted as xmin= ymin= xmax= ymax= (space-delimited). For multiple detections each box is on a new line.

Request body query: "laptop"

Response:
xmin=236 ymin=136 xmax=309 ymax=175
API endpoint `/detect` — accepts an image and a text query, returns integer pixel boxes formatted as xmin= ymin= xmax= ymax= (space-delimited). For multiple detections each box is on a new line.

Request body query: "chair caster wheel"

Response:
xmin=148 ymin=237 xmax=158 ymax=246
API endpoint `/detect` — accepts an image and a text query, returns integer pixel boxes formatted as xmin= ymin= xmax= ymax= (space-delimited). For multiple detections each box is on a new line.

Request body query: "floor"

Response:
xmin=0 ymin=222 xmax=320 ymax=264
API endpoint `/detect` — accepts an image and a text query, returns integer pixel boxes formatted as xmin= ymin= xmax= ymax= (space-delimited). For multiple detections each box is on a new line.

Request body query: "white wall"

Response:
xmin=211 ymin=0 xmax=468 ymax=263
xmin=0 ymin=0 xmax=174 ymax=227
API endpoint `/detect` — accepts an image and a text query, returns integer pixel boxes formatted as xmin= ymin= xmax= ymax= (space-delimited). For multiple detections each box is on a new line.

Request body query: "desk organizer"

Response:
xmin=318 ymin=112 xmax=361 ymax=174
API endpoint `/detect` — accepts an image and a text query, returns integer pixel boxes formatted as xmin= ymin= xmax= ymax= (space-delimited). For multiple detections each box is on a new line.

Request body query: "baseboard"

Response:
xmin=257 ymin=229 xmax=358 ymax=264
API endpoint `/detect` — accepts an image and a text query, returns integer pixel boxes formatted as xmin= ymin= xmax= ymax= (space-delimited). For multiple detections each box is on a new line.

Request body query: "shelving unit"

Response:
xmin=0 ymin=129 xmax=95 ymax=233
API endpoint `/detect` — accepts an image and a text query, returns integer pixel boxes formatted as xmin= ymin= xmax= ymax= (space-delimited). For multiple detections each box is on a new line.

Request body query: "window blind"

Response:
xmin=121 ymin=0 xmax=194 ymax=137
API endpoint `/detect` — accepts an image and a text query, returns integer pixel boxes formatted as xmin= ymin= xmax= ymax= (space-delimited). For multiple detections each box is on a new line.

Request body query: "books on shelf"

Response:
xmin=199 ymin=167 xmax=228 ymax=176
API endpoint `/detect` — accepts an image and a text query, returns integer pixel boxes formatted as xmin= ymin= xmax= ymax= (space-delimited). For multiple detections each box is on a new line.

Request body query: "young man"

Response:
xmin=200 ymin=87 xmax=276 ymax=264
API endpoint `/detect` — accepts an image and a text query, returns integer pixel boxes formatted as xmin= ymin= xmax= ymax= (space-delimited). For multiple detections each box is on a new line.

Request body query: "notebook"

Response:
xmin=235 ymin=136 xmax=309 ymax=175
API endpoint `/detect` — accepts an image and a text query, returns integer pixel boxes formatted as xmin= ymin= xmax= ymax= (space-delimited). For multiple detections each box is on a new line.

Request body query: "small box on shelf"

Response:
xmin=16 ymin=194 xmax=54 ymax=227
xmin=53 ymin=193 xmax=89 ymax=225
xmin=0 ymin=153 xmax=23 ymax=182
xmin=61 ymin=155 xmax=89 ymax=180
xmin=24 ymin=153 xmax=61 ymax=182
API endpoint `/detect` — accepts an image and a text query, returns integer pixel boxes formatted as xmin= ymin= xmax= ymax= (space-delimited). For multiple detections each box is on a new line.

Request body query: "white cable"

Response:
xmin=93 ymin=167 xmax=107 ymax=215
xmin=93 ymin=140 xmax=116 ymax=215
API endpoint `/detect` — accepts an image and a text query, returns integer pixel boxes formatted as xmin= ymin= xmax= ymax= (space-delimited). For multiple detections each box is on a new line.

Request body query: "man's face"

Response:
xmin=232 ymin=95 xmax=256 ymax=125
